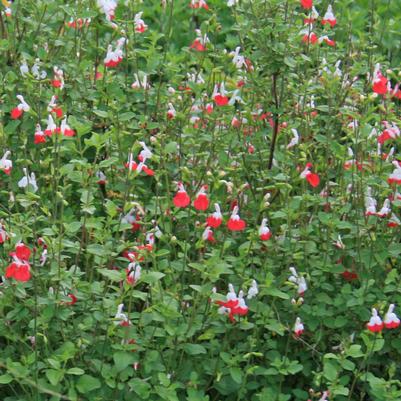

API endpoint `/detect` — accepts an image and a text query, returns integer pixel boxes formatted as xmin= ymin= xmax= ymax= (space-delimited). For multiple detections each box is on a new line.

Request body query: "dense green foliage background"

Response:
xmin=0 ymin=0 xmax=401 ymax=400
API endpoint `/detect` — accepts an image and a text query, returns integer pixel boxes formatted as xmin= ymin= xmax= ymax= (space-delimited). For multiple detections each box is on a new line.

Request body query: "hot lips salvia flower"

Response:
xmin=5 ymin=243 xmax=32 ymax=282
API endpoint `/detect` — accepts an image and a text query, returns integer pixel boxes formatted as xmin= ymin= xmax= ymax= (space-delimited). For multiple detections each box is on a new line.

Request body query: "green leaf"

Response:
xmin=113 ymin=351 xmax=135 ymax=372
xmin=66 ymin=368 xmax=85 ymax=375
xmin=0 ymin=374 xmax=13 ymax=384
xmin=76 ymin=374 xmax=101 ymax=393
xmin=45 ymin=369 xmax=64 ymax=386
xmin=229 ymin=367 xmax=243 ymax=384
xmin=183 ymin=344 xmax=207 ymax=355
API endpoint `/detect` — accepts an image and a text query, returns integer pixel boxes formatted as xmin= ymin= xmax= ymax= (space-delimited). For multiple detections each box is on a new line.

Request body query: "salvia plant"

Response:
xmin=0 ymin=0 xmax=401 ymax=400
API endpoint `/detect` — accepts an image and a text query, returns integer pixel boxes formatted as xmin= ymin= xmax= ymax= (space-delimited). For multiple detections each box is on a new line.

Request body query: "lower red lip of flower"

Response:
xmin=173 ymin=192 xmax=191 ymax=208
xmin=11 ymin=108 xmax=23 ymax=119
xmin=367 ymin=323 xmax=384 ymax=332
xmin=227 ymin=218 xmax=246 ymax=231
xmin=306 ymin=173 xmax=320 ymax=187
xmin=384 ymin=321 xmax=400 ymax=329
xmin=260 ymin=232 xmax=271 ymax=241
xmin=206 ymin=216 xmax=222 ymax=228
xmin=214 ymin=95 xmax=229 ymax=106
xmin=194 ymin=195 xmax=209 ymax=211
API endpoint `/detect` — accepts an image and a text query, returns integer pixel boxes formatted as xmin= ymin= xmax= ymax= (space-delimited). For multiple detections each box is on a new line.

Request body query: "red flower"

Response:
xmin=206 ymin=203 xmax=223 ymax=227
xmin=300 ymin=0 xmax=312 ymax=9
xmin=227 ymin=206 xmax=246 ymax=231
xmin=259 ymin=218 xmax=271 ymax=240
xmin=366 ymin=308 xmax=384 ymax=333
xmin=300 ymin=163 xmax=320 ymax=187
xmin=16 ymin=243 xmax=31 ymax=261
xmin=5 ymin=261 xmax=31 ymax=282
xmin=193 ymin=185 xmax=209 ymax=211
xmin=173 ymin=183 xmax=191 ymax=208
xmin=11 ymin=107 xmax=23 ymax=119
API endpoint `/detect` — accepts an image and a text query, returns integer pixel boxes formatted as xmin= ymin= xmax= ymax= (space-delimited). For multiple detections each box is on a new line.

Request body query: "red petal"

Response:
xmin=173 ymin=192 xmax=190 ymax=208
xmin=15 ymin=243 xmax=31 ymax=261
xmin=11 ymin=108 xmax=23 ymax=119
xmin=194 ymin=194 xmax=209 ymax=211
xmin=306 ymin=172 xmax=320 ymax=187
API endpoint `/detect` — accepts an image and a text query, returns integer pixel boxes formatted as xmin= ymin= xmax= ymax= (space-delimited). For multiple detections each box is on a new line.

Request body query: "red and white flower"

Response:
xmin=259 ymin=218 xmax=271 ymax=241
xmin=194 ymin=185 xmax=209 ymax=211
xmin=173 ymin=182 xmax=191 ymax=208
xmin=365 ymin=187 xmax=377 ymax=216
xmin=372 ymin=64 xmax=388 ymax=95
xmin=227 ymin=206 xmax=246 ymax=231
xmin=377 ymin=199 xmax=391 ymax=218
xmin=190 ymin=29 xmax=209 ymax=52
xmin=366 ymin=308 xmax=384 ymax=333
xmin=34 ymin=124 xmax=46 ymax=144
xmin=60 ymin=117 xmax=75 ymax=137
xmin=212 ymin=82 xmax=230 ymax=106
xmin=388 ymin=161 xmax=401 ymax=185
xmin=207 ymin=203 xmax=223 ymax=227
xmin=378 ymin=121 xmax=400 ymax=144
xmin=0 ymin=151 xmax=12 ymax=175
xmin=287 ymin=128 xmax=299 ymax=149
xmin=300 ymin=163 xmax=320 ymax=187
xmin=97 ymin=0 xmax=117 ymax=21
xmin=134 ymin=12 xmax=148 ymax=33
xmin=167 ymin=103 xmax=176 ymax=119
xmin=293 ymin=317 xmax=304 ymax=337
xmin=48 ymin=95 xmax=63 ymax=118
xmin=384 ymin=304 xmax=400 ymax=329
xmin=52 ymin=66 xmax=64 ymax=89
xmin=202 ymin=226 xmax=215 ymax=242
xmin=300 ymin=0 xmax=312 ymax=9
xmin=322 ymin=5 xmax=336 ymax=27
xmin=18 ymin=168 xmax=38 ymax=193
xmin=11 ymin=95 xmax=30 ymax=119
xmin=189 ymin=0 xmax=209 ymax=10
xmin=387 ymin=213 xmax=401 ymax=228
xmin=44 ymin=115 xmax=58 ymax=136
xmin=104 ymin=37 xmax=126 ymax=68
xmin=5 ymin=243 xmax=32 ymax=282
xmin=114 ymin=303 xmax=131 ymax=326
xmin=126 ymin=262 xmax=142 ymax=286
xmin=288 ymin=267 xmax=307 ymax=296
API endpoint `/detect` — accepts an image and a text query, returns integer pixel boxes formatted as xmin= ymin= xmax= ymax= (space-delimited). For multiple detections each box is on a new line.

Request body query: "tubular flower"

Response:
xmin=367 ymin=308 xmax=384 ymax=333
xmin=202 ymin=226 xmax=215 ymax=243
xmin=104 ymin=37 xmax=126 ymax=68
xmin=300 ymin=28 xmax=318 ymax=45
xmin=138 ymin=141 xmax=153 ymax=162
xmin=5 ymin=243 xmax=32 ymax=282
xmin=384 ymin=304 xmax=400 ymax=329
xmin=372 ymin=64 xmax=388 ymax=95
xmin=44 ymin=115 xmax=58 ymax=136
xmin=34 ymin=124 xmax=46 ymax=144
xmin=293 ymin=317 xmax=304 ymax=337
xmin=60 ymin=117 xmax=76 ymax=137
xmin=207 ymin=203 xmax=223 ymax=227
xmin=319 ymin=36 xmax=335 ymax=47
xmin=216 ymin=284 xmax=248 ymax=322
xmin=300 ymin=163 xmax=320 ymax=187
xmin=173 ymin=182 xmax=191 ymax=208
xmin=388 ymin=161 xmax=401 ymax=185
xmin=259 ymin=218 xmax=271 ymax=241
xmin=387 ymin=213 xmax=401 ymax=228
xmin=194 ymin=185 xmax=209 ymax=211
xmin=304 ymin=6 xmax=319 ymax=24
xmin=378 ymin=121 xmax=400 ymax=144
xmin=227 ymin=206 xmax=246 ymax=231
xmin=189 ymin=0 xmax=209 ymax=10
xmin=48 ymin=95 xmax=63 ymax=118
xmin=126 ymin=262 xmax=141 ymax=285
xmin=52 ymin=66 xmax=64 ymax=89
xmin=212 ymin=82 xmax=230 ymax=106
xmin=287 ymin=128 xmax=299 ymax=149
xmin=322 ymin=5 xmax=336 ymax=27
xmin=377 ymin=199 xmax=391 ymax=218
xmin=167 ymin=103 xmax=176 ymax=119
xmin=114 ymin=304 xmax=131 ymax=326
xmin=190 ymin=29 xmax=209 ymax=52
xmin=288 ymin=267 xmax=307 ymax=296
xmin=0 ymin=224 xmax=9 ymax=244
xmin=0 ymin=151 xmax=12 ymax=175
xmin=11 ymin=95 xmax=30 ymax=119
xmin=125 ymin=153 xmax=154 ymax=176
xmin=134 ymin=12 xmax=148 ymax=33
xmin=300 ymin=0 xmax=312 ymax=9
xmin=97 ymin=0 xmax=117 ymax=21
xmin=344 ymin=147 xmax=362 ymax=170
xmin=18 ymin=168 xmax=38 ymax=193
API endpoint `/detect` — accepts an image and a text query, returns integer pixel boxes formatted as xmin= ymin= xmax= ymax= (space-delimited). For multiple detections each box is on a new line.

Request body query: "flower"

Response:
xmin=300 ymin=163 xmax=320 ymax=187
xmin=377 ymin=199 xmax=391 ymax=218
xmin=48 ymin=95 xmax=63 ymax=118
xmin=11 ymin=95 xmax=30 ymax=119
xmin=300 ymin=0 xmax=312 ymax=9
xmin=0 ymin=224 xmax=9 ymax=244
xmin=125 ymin=153 xmax=154 ymax=176
xmin=206 ymin=203 xmax=223 ymax=227
xmin=5 ymin=243 xmax=32 ymax=282
xmin=104 ymin=37 xmax=126 ymax=68
xmin=134 ymin=12 xmax=148 ymax=33
xmin=216 ymin=284 xmax=248 ymax=322
xmin=301 ymin=31 xmax=318 ymax=45
xmin=167 ymin=103 xmax=176 ymax=119
xmin=259 ymin=218 xmax=271 ymax=241
xmin=288 ymin=267 xmax=307 ymax=296
xmin=344 ymin=147 xmax=362 ymax=170
xmin=189 ymin=0 xmax=209 ymax=9
xmin=126 ymin=262 xmax=142 ymax=285
xmin=322 ymin=5 xmax=336 ymax=27
xmin=384 ymin=304 xmax=400 ymax=329
xmin=304 ymin=6 xmax=319 ymax=24
xmin=34 ymin=124 xmax=46 ymax=144
xmin=319 ymin=36 xmax=335 ymax=47
xmin=60 ymin=117 xmax=75 ymax=137
xmin=372 ymin=64 xmax=388 ymax=95
xmin=387 ymin=213 xmax=401 ymax=228
xmin=44 ymin=115 xmax=58 ymax=136
xmin=173 ymin=182 xmax=191 ymax=208
xmin=18 ymin=168 xmax=38 ymax=193
xmin=190 ymin=29 xmax=209 ymax=52
xmin=114 ymin=303 xmax=130 ymax=326
xmin=202 ymin=226 xmax=215 ymax=242
xmin=365 ymin=187 xmax=377 ymax=216
xmin=131 ymin=73 xmax=150 ymax=90
xmin=0 ymin=151 xmax=12 ymax=175
xmin=194 ymin=185 xmax=209 ymax=211
xmin=287 ymin=128 xmax=299 ymax=149
xmin=366 ymin=308 xmax=384 ymax=333
xmin=227 ymin=206 xmax=246 ymax=231
xmin=52 ymin=66 xmax=64 ymax=89
xmin=246 ymin=280 xmax=258 ymax=300
xmin=293 ymin=317 xmax=304 ymax=337
xmin=97 ymin=0 xmax=117 ymax=21
xmin=388 ymin=161 xmax=401 ymax=185
xmin=212 ymin=83 xmax=229 ymax=106
xmin=378 ymin=121 xmax=400 ymax=144
xmin=122 ymin=208 xmax=142 ymax=231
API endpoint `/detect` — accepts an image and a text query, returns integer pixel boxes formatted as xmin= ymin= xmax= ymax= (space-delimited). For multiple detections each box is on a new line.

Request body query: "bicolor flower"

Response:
xmin=372 ymin=64 xmax=388 ymax=95
xmin=52 ymin=66 xmax=64 ymax=89
xmin=104 ymin=37 xmax=126 ymax=67
xmin=322 ymin=5 xmax=336 ymax=27
xmin=365 ymin=187 xmax=377 ymax=216
xmin=304 ymin=6 xmax=319 ymax=24
xmin=167 ymin=103 xmax=176 ymax=119
xmin=366 ymin=308 xmax=384 ymax=333
xmin=5 ymin=243 xmax=32 ymax=282
xmin=125 ymin=153 xmax=154 ymax=176
xmin=319 ymin=35 xmax=335 ymax=47
xmin=206 ymin=203 xmax=223 ymax=227
xmin=34 ymin=124 xmax=46 ymax=144
xmin=138 ymin=141 xmax=153 ymax=162
xmin=114 ymin=303 xmax=130 ymax=326
xmin=300 ymin=0 xmax=312 ymax=9
xmin=173 ymin=182 xmax=191 ymax=208
xmin=287 ymin=128 xmax=300 ymax=149
xmin=194 ymin=185 xmax=209 ymax=211
xmin=387 ymin=213 xmax=401 ymax=228
xmin=202 ymin=226 xmax=215 ymax=242
xmin=189 ymin=0 xmax=209 ymax=10
xmin=388 ymin=161 xmax=401 ymax=185
xmin=378 ymin=121 xmax=400 ymax=144
xmin=127 ymin=262 xmax=142 ymax=285
xmin=377 ymin=199 xmax=391 ymax=218
xmin=227 ymin=206 xmax=246 ymax=231
xmin=259 ymin=218 xmax=271 ymax=241
xmin=44 ymin=115 xmax=58 ymax=136
xmin=384 ymin=304 xmax=400 ymax=329
xmin=97 ymin=0 xmax=117 ymax=21
xmin=60 ymin=117 xmax=75 ymax=137
xmin=0 ymin=151 xmax=12 ymax=175
xmin=122 ymin=208 xmax=142 ymax=232
xmin=212 ymin=82 xmax=230 ymax=106
xmin=134 ymin=12 xmax=148 ymax=33
xmin=190 ymin=29 xmax=209 ymax=52
xmin=300 ymin=163 xmax=320 ymax=187
xmin=11 ymin=95 xmax=30 ymax=119
xmin=0 ymin=224 xmax=9 ymax=244
xmin=131 ymin=73 xmax=150 ymax=90
xmin=293 ymin=317 xmax=304 ymax=337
